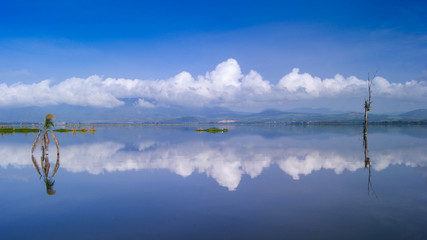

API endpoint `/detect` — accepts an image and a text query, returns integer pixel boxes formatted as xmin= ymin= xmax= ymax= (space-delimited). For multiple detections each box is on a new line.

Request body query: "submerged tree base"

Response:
xmin=196 ymin=127 xmax=228 ymax=133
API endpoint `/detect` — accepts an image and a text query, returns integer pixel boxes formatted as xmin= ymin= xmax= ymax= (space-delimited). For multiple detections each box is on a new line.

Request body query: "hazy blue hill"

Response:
xmin=1 ymin=104 xmax=426 ymax=124
xmin=161 ymin=116 xmax=211 ymax=124
xmin=232 ymin=110 xmax=427 ymax=124
xmin=236 ymin=111 xmax=362 ymax=123
xmin=286 ymin=107 xmax=348 ymax=114
xmin=400 ymin=109 xmax=427 ymax=118
xmin=250 ymin=109 xmax=296 ymax=117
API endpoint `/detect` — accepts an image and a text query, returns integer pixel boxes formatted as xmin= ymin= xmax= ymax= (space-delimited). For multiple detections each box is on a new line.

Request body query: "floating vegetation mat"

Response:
xmin=196 ymin=127 xmax=228 ymax=133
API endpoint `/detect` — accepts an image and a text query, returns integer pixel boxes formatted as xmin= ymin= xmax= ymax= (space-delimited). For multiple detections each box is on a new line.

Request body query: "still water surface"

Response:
xmin=0 ymin=125 xmax=426 ymax=239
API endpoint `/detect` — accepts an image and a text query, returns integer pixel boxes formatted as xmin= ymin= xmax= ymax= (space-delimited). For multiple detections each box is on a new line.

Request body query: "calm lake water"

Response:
xmin=0 ymin=125 xmax=426 ymax=239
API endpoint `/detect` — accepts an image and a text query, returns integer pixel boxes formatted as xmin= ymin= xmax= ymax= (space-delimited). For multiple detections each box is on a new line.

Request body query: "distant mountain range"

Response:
xmin=399 ymin=109 xmax=427 ymax=118
xmin=0 ymin=100 xmax=426 ymax=124
xmin=218 ymin=108 xmax=427 ymax=124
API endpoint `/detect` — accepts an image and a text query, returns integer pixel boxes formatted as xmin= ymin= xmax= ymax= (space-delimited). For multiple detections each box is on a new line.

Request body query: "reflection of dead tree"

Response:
xmin=31 ymin=155 xmax=42 ymax=176
xmin=31 ymin=152 xmax=60 ymax=195
xmin=364 ymin=134 xmax=377 ymax=198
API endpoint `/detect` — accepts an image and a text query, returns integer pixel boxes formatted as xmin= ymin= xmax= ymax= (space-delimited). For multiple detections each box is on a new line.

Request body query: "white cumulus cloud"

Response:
xmin=0 ymin=59 xmax=426 ymax=109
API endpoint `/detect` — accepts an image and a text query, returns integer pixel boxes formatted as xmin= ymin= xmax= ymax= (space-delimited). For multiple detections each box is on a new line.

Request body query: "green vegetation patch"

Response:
xmin=196 ymin=127 xmax=228 ymax=133
xmin=53 ymin=128 xmax=72 ymax=132
xmin=0 ymin=127 xmax=41 ymax=134
xmin=53 ymin=128 xmax=88 ymax=133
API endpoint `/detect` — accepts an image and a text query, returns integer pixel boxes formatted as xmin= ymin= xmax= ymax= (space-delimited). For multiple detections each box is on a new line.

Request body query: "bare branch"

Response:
xmin=31 ymin=131 xmax=41 ymax=154
xmin=31 ymin=155 xmax=42 ymax=177
xmin=51 ymin=154 xmax=60 ymax=178
xmin=49 ymin=130 xmax=60 ymax=155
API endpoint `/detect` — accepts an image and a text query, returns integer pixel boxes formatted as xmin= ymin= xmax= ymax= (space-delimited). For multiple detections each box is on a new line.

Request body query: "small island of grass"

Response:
xmin=0 ymin=127 xmax=41 ymax=134
xmin=53 ymin=128 xmax=88 ymax=133
xmin=53 ymin=125 xmax=96 ymax=134
xmin=196 ymin=127 xmax=228 ymax=133
xmin=0 ymin=126 xmax=40 ymax=134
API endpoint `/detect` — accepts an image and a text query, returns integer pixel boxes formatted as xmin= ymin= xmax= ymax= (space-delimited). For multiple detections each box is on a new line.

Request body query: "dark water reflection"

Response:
xmin=0 ymin=125 xmax=426 ymax=239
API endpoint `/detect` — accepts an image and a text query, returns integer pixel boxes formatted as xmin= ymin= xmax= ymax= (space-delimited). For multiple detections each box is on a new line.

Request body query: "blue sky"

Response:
xmin=0 ymin=0 xmax=426 ymax=113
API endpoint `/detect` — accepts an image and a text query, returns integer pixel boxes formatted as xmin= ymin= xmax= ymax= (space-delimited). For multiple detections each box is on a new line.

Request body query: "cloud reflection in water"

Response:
xmin=1 ymin=135 xmax=426 ymax=191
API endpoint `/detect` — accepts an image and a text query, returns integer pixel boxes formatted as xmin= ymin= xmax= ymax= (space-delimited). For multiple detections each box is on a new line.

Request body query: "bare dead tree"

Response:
xmin=363 ymin=72 xmax=376 ymax=138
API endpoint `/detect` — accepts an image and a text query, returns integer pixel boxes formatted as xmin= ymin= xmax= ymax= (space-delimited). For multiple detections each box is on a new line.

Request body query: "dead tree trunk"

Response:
xmin=364 ymin=72 xmax=374 ymax=138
